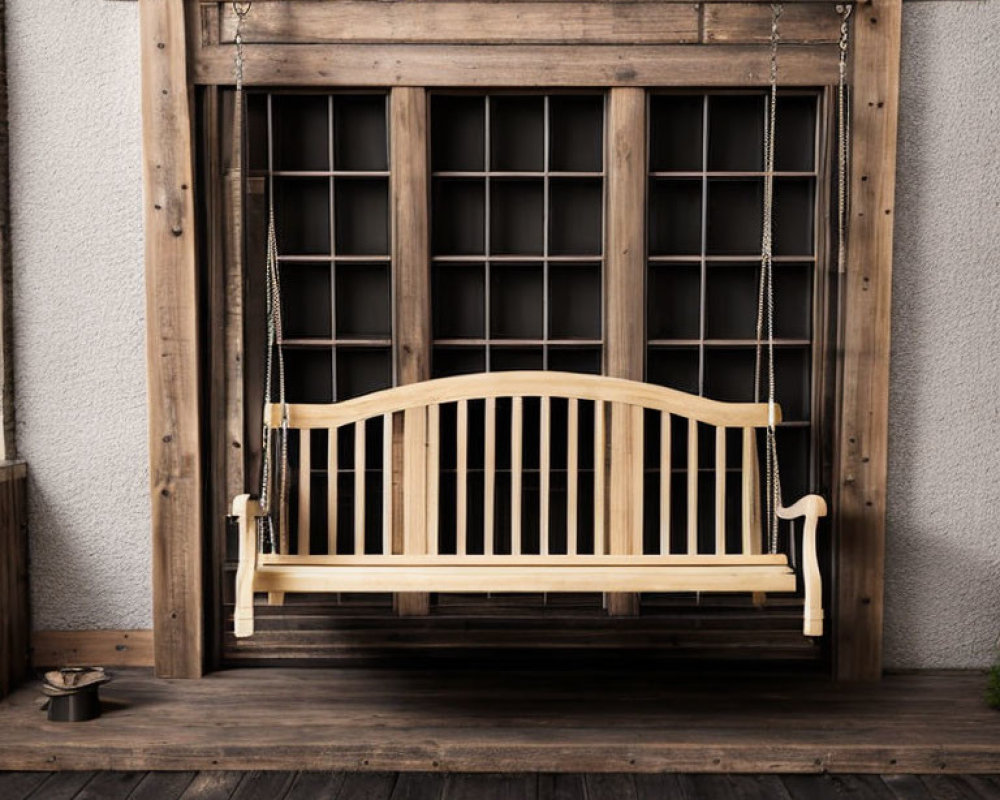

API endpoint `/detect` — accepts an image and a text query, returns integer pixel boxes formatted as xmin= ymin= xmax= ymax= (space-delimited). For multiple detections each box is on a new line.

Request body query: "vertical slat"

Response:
xmin=593 ymin=399 xmax=606 ymax=555
xmin=741 ymin=427 xmax=758 ymax=555
xmin=566 ymin=398 xmax=578 ymax=554
xmin=354 ymin=421 xmax=366 ymax=555
xmin=715 ymin=426 xmax=726 ymax=554
xmin=328 ymin=426 xmax=338 ymax=554
xmin=511 ymin=396 xmax=523 ymax=555
xmin=484 ymin=397 xmax=496 ymax=556
xmin=402 ymin=407 xmax=428 ymax=556
xmin=391 ymin=86 xmax=431 ymax=615
xmin=426 ymin=404 xmax=440 ymax=555
xmin=539 ymin=396 xmax=551 ymax=554
xmin=609 ymin=403 xmax=643 ymax=559
xmin=604 ymin=86 xmax=646 ymax=616
xmin=382 ymin=413 xmax=392 ymax=555
xmin=456 ymin=399 xmax=468 ymax=555
xmin=660 ymin=411 xmax=671 ymax=554
xmin=297 ymin=431 xmax=311 ymax=555
xmin=687 ymin=418 xmax=698 ymax=554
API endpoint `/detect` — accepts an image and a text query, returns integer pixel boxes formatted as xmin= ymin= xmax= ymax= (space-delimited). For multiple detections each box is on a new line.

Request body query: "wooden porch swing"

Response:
xmin=230 ymin=1 xmax=847 ymax=641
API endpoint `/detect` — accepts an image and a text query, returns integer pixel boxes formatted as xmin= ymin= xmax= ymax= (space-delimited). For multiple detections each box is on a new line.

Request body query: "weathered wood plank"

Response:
xmin=704 ymin=2 xmax=842 ymax=44
xmin=0 ymin=464 xmax=26 ymax=696
xmin=835 ymin=0 xmax=902 ymax=682
xmin=391 ymin=772 xmax=446 ymax=800
xmin=141 ymin=0 xmax=203 ymax=678
xmin=391 ymin=86 xmax=431 ymax=616
xmin=31 ymin=629 xmax=153 ymax=668
xmin=229 ymin=771 xmax=296 ymax=800
xmin=75 ymin=771 xmax=146 ymax=800
xmin=0 ymin=0 xmax=14 ymax=463
xmin=5 ymin=670 xmax=999 ymax=773
xmin=179 ymin=772 xmax=245 ymax=800
xmin=130 ymin=771 xmax=197 ymax=800
xmin=604 ymin=86 xmax=645 ymax=617
xmin=192 ymin=44 xmax=840 ymax=87
xmin=218 ymin=1 xmax=700 ymax=45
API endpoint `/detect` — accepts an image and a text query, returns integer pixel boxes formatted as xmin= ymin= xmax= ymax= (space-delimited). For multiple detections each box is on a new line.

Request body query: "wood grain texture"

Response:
xmin=704 ymin=3 xmax=843 ymax=44
xmin=391 ymin=87 xmax=431 ymax=615
xmin=604 ymin=88 xmax=645 ymax=616
xmin=0 ymin=669 xmax=998 ymax=773
xmin=834 ymin=0 xmax=902 ymax=681
xmin=217 ymin=1 xmax=700 ymax=45
xmin=0 ymin=463 xmax=26 ymax=696
xmin=30 ymin=629 xmax=153 ymax=668
xmin=192 ymin=43 xmax=840 ymax=87
xmin=1 ymin=772 xmax=993 ymax=800
xmin=140 ymin=0 xmax=203 ymax=678
xmin=0 ymin=0 xmax=14 ymax=462
xmin=264 ymin=373 xmax=776 ymax=430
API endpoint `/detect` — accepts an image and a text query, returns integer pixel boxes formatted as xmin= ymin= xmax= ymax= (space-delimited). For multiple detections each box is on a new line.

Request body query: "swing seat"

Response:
xmin=232 ymin=372 xmax=826 ymax=639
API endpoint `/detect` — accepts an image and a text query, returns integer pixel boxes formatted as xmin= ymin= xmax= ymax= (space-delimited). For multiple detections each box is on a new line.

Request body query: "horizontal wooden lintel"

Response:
xmin=193 ymin=42 xmax=839 ymax=87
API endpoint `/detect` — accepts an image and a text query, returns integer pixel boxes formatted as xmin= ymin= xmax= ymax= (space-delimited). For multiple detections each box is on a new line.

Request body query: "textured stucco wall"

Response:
xmin=5 ymin=2 xmax=1000 ymax=665
xmin=8 ymin=1 xmax=150 ymax=629
xmin=884 ymin=0 xmax=1000 ymax=669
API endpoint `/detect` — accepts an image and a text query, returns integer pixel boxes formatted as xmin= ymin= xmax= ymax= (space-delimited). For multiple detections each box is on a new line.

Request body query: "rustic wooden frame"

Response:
xmin=141 ymin=0 xmax=900 ymax=679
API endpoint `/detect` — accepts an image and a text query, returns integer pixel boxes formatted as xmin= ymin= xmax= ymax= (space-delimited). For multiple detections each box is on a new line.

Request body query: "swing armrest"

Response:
xmin=232 ymin=494 xmax=262 ymax=638
xmin=776 ymin=494 xmax=827 ymax=522
xmin=776 ymin=494 xmax=826 ymax=637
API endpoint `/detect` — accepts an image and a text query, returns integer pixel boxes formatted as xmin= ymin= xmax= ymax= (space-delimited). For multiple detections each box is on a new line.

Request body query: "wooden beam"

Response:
xmin=391 ymin=87 xmax=431 ymax=616
xmin=703 ymin=3 xmax=843 ymax=44
xmin=835 ymin=0 xmax=902 ymax=681
xmin=604 ymin=87 xmax=646 ymax=617
xmin=140 ymin=0 xmax=203 ymax=678
xmin=0 ymin=462 xmax=26 ymax=698
xmin=192 ymin=43 xmax=840 ymax=88
xmin=217 ymin=1 xmax=700 ymax=45
xmin=0 ymin=0 xmax=13 ymax=462
xmin=31 ymin=630 xmax=154 ymax=669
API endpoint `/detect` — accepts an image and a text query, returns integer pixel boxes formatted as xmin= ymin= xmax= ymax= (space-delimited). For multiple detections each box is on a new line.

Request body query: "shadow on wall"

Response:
xmin=885 ymin=2 xmax=1000 ymax=670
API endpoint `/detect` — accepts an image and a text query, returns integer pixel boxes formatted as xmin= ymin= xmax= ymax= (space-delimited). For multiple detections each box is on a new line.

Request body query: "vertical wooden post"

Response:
xmin=391 ymin=86 xmax=431 ymax=616
xmin=604 ymin=87 xmax=646 ymax=616
xmin=835 ymin=0 xmax=902 ymax=681
xmin=140 ymin=0 xmax=203 ymax=677
xmin=0 ymin=0 xmax=14 ymax=462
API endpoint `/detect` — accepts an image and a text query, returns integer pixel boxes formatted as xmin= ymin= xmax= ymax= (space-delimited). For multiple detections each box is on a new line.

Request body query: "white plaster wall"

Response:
xmin=7 ymin=0 xmax=150 ymax=629
xmin=884 ymin=0 xmax=1000 ymax=669
xmin=5 ymin=1 xmax=1000 ymax=665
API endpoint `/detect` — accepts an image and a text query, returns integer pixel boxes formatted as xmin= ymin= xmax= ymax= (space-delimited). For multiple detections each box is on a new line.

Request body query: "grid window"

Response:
xmin=647 ymin=90 xmax=822 ymax=516
xmin=429 ymin=93 xmax=605 ymax=378
xmin=254 ymin=91 xmax=393 ymax=403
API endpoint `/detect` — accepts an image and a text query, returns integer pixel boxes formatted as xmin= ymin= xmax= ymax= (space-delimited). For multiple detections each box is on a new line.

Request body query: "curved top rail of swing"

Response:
xmin=263 ymin=371 xmax=781 ymax=430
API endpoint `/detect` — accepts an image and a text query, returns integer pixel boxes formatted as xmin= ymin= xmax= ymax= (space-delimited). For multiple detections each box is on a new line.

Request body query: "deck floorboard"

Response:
xmin=1 ymin=668 xmax=999 ymax=773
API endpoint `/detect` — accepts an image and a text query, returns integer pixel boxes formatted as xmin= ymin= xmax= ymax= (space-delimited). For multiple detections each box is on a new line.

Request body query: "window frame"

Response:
xmin=140 ymin=0 xmax=902 ymax=680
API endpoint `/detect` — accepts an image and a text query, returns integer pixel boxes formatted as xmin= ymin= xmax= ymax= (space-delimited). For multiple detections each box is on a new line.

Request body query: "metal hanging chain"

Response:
xmin=233 ymin=2 xmax=251 ymax=92
xmin=836 ymin=3 xmax=853 ymax=278
xmin=229 ymin=1 xmax=288 ymax=554
xmin=260 ymin=206 xmax=289 ymax=553
xmin=755 ymin=2 xmax=784 ymax=555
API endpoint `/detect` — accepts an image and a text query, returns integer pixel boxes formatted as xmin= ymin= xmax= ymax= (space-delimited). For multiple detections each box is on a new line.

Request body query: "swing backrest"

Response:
xmin=264 ymin=371 xmax=780 ymax=559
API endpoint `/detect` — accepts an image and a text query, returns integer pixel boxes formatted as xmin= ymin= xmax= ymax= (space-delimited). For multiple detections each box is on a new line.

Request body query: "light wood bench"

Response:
xmin=232 ymin=371 xmax=826 ymax=638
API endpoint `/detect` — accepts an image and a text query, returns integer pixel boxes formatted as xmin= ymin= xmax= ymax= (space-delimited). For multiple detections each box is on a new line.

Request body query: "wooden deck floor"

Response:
xmin=3 ymin=771 xmax=1000 ymax=800
xmin=1 ymin=667 xmax=999 ymax=774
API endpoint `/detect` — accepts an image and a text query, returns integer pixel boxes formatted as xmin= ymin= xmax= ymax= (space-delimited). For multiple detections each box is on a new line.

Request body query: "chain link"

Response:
xmin=233 ymin=2 xmax=252 ymax=91
xmin=754 ymin=3 xmax=783 ymax=554
xmin=836 ymin=4 xmax=853 ymax=278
